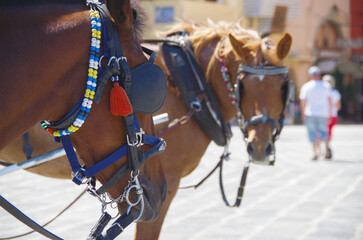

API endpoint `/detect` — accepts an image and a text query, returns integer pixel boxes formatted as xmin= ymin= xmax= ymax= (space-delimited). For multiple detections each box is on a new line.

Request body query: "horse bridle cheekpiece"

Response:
xmin=40 ymin=1 xmax=166 ymax=238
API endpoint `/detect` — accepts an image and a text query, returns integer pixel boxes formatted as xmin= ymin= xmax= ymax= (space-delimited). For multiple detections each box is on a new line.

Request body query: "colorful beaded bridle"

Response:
xmin=40 ymin=1 xmax=166 ymax=238
xmin=216 ymin=41 xmax=238 ymax=109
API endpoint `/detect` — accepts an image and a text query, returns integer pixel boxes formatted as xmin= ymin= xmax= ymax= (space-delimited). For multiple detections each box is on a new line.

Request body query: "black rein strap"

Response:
xmin=0 ymin=195 xmax=63 ymax=240
xmin=219 ymin=158 xmax=249 ymax=207
xmin=180 ymin=150 xmax=250 ymax=208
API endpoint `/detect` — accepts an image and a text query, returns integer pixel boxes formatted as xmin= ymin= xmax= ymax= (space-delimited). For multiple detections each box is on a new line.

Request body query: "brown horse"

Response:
xmin=134 ymin=23 xmax=292 ymax=239
xmin=0 ymin=0 xmax=166 ymax=224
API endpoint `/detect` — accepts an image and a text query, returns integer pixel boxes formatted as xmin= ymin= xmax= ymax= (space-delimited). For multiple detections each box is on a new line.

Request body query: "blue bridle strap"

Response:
xmin=60 ymin=113 xmax=165 ymax=192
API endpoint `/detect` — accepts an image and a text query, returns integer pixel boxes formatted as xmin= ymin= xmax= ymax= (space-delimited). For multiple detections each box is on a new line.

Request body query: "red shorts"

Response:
xmin=328 ymin=117 xmax=338 ymax=140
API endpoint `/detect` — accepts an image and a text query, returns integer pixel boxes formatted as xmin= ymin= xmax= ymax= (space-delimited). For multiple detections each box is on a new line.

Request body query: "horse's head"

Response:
xmin=71 ymin=0 xmax=167 ymax=222
xmin=0 ymin=0 xmax=166 ymax=223
xmin=227 ymin=32 xmax=292 ymax=165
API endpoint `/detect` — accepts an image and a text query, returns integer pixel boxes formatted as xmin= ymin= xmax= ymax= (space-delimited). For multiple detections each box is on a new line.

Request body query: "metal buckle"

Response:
xmin=158 ymin=139 xmax=167 ymax=152
xmin=107 ymin=56 xmax=120 ymax=70
xmin=126 ymin=128 xmax=145 ymax=147
xmin=71 ymin=167 xmax=87 ymax=185
xmin=190 ymin=100 xmax=202 ymax=112
xmin=118 ymin=56 xmax=127 ymax=62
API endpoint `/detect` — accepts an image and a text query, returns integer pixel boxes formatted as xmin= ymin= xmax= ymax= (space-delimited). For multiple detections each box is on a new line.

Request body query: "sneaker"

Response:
xmin=325 ymin=148 xmax=332 ymax=159
xmin=312 ymin=155 xmax=319 ymax=160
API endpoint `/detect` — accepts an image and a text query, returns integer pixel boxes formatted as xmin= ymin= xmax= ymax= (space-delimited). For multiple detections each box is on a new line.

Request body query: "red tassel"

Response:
xmin=110 ymin=82 xmax=133 ymax=116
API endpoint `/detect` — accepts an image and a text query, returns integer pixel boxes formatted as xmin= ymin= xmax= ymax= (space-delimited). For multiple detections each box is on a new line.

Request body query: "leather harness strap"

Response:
xmin=0 ymin=195 xmax=63 ymax=240
xmin=0 ymin=189 xmax=86 ymax=240
xmin=219 ymin=158 xmax=249 ymax=207
xmin=179 ymin=148 xmax=249 ymax=208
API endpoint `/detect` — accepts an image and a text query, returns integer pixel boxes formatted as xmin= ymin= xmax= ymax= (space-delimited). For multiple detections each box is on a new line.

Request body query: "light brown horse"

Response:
xmin=134 ymin=23 xmax=292 ymax=239
xmin=0 ymin=0 xmax=166 ymax=223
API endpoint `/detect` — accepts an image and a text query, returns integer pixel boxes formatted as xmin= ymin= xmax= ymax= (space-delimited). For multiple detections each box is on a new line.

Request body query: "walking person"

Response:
xmin=299 ymin=66 xmax=332 ymax=160
xmin=322 ymin=74 xmax=341 ymax=159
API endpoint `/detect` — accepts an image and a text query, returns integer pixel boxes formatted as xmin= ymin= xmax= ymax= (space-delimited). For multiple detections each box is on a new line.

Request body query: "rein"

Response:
xmin=0 ymin=1 xmax=166 ymax=239
xmin=180 ymin=141 xmax=249 ymax=208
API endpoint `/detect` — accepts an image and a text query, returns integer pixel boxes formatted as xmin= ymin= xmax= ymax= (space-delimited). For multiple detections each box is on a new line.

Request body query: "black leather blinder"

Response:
xmin=129 ymin=52 xmax=167 ymax=114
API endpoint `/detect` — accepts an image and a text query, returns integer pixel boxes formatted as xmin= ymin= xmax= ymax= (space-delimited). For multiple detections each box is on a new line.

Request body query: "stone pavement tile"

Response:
xmin=306 ymin=229 xmax=355 ymax=240
xmin=248 ymin=220 xmax=310 ymax=240
xmin=193 ymin=232 xmax=243 ymax=240
xmin=331 ymin=202 xmax=363 ymax=220
xmin=161 ymin=217 xmax=213 ymax=238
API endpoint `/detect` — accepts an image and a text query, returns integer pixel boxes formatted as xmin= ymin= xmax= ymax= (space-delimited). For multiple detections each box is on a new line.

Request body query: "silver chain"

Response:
xmin=87 ymin=170 xmax=144 ymax=220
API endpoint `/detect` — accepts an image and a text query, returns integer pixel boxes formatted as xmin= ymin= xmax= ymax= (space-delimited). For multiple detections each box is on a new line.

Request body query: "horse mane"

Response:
xmin=131 ymin=0 xmax=147 ymax=39
xmin=164 ymin=20 xmax=261 ymax=59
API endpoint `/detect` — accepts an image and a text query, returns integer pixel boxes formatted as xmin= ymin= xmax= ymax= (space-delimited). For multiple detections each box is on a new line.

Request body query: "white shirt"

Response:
xmin=330 ymin=89 xmax=341 ymax=117
xmin=299 ymin=80 xmax=332 ymax=117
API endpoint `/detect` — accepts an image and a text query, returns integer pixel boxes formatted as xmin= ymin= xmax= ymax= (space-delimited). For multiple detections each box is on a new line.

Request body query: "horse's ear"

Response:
xmin=228 ymin=33 xmax=253 ymax=63
xmin=276 ymin=33 xmax=292 ymax=60
xmin=106 ymin=0 xmax=127 ymax=24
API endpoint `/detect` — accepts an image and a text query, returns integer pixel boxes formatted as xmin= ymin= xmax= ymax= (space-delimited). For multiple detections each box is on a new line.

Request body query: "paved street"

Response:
xmin=1 ymin=124 xmax=363 ymax=240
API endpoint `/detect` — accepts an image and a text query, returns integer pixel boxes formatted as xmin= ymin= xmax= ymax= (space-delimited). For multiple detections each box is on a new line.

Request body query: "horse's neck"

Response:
xmin=0 ymin=6 xmax=90 ymax=150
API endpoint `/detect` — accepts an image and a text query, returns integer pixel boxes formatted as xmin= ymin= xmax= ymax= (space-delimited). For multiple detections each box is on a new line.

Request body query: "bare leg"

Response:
xmin=324 ymin=140 xmax=332 ymax=159
xmin=312 ymin=142 xmax=320 ymax=160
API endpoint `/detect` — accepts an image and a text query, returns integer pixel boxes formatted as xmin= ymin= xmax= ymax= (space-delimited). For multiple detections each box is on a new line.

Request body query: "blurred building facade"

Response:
xmin=140 ymin=0 xmax=363 ymax=122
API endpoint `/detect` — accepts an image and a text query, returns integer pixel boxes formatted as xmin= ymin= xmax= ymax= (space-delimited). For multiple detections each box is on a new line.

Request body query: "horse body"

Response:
xmin=0 ymin=1 xmax=166 ymax=223
xmin=135 ymin=24 xmax=292 ymax=239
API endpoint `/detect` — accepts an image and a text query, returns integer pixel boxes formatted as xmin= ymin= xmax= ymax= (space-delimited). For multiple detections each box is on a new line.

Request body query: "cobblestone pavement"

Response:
xmin=1 ymin=125 xmax=363 ymax=240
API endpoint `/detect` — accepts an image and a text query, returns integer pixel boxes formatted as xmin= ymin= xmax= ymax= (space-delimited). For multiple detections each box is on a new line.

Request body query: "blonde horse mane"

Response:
xmin=164 ymin=20 xmax=262 ymax=59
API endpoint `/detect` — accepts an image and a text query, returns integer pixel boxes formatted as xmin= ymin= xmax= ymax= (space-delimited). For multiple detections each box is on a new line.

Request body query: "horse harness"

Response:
xmin=0 ymin=1 xmax=166 ymax=240
xmin=154 ymin=31 xmax=232 ymax=146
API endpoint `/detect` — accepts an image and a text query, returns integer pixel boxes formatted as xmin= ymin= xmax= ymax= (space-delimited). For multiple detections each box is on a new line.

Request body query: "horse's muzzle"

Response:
xmin=246 ymin=141 xmax=275 ymax=166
